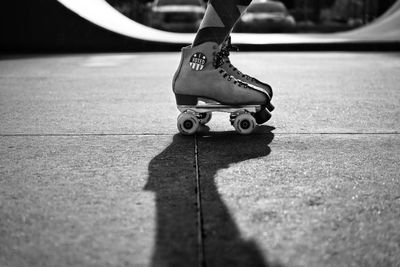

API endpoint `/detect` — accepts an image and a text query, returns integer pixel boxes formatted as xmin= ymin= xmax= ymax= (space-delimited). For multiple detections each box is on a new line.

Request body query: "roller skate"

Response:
xmin=172 ymin=42 xmax=272 ymax=135
xmin=219 ymin=36 xmax=275 ymax=115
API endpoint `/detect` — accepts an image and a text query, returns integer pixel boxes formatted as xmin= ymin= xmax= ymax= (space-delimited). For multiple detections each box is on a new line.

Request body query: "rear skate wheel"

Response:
xmin=233 ymin=113 xmax=256 ymax=135
xmin=198 ymin=112 xmax=212 ymax=125
xmin=254 ymin=109 xmax=271 ymax=124
xmin=177 ymin=112 xmax=200 ymax=135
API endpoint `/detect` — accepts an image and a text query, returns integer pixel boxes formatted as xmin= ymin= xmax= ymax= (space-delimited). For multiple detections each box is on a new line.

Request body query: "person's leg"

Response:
xmin=193 ymin=0 xmax=273 ymax=104
xmin=194 ymin=0 xmax=274 ymax=108
xmin=173 ymin=0 xmax=269 ymax=105
xmin=172 ymin=0 xmax=272 ymax=125
xmin=193 ymin=0 xmax=252 ymax=47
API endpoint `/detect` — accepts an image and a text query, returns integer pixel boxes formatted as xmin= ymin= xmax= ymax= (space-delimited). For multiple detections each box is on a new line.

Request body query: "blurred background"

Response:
xmin=0 ymin=0 xmax=398 ymax=52
xmin=107 ymin=0 xmax=396 ymax=33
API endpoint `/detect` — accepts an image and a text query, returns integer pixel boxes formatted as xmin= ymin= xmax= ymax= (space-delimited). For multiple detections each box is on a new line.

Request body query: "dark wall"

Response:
xmin=0 ymin=0 xmax=177 ymax=53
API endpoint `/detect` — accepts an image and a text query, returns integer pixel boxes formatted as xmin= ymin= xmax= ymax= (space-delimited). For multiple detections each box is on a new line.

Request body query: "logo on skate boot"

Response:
xmin=189 ymin=52 xmax=207 ymax=71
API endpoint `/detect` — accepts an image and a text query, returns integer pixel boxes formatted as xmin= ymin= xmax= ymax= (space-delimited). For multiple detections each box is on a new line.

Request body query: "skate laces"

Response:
xmin=214 ymin=36 xmax=239 ymax=68
xmin=217 ymin=69 xmax=248 ymax=88
xmin=212 ymin=40 xmax=249 ymax=88
xmin=221 ymin=36 xmax=256 ymax=83
xmin=221 ymin=36 xmax=239 ymax=58
xmin=213 ymin=51 xmax=225 ymax=69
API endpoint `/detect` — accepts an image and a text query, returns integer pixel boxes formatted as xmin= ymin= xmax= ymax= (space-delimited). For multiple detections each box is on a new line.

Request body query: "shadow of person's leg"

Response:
xmin=198 ymin=129 xmax=274 ymax=267
xmin=145 ymin=135 xmax=198 ymax=267
xmin=145 ymin=128 xmax=275 ymax=267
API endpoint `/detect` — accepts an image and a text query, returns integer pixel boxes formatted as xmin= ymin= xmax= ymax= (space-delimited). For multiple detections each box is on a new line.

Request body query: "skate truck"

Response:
xmin=176 ymin=102 xmax=270 ymax=135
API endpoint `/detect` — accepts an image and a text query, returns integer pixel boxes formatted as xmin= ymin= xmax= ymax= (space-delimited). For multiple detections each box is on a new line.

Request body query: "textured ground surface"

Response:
xmin=1 ymin=52 xmax=399 ymax=267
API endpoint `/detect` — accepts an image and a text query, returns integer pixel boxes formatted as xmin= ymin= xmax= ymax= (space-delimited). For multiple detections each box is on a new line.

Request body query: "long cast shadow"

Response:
xmin=145 ymin=126 xmax=275 ymax=267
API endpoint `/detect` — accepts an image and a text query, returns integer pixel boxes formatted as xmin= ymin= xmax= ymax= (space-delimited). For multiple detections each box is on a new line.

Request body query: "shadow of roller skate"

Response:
xmin=145 ymin=128 xmax=278 ymax=267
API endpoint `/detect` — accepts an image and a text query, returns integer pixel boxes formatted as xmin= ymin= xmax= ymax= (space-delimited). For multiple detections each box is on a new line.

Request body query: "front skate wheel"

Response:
xmin=177 ymin=112 xmax=200 ymax=135
xmin=233 ymin=113 xmax=256 ymax=135
xmin=198 ymin=112 xmax=212 ymax=125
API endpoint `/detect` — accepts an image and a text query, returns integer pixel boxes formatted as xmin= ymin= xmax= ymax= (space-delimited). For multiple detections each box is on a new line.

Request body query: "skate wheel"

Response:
xmin=254 ymin=109 xmax=271 ymax=124
xmin=177 ymin=112 xmax=200 ymax=135
xmin=198 ymin=112 xmax=212 ymax=125
xmin=233 ymin=113 xmax=256 ymax=135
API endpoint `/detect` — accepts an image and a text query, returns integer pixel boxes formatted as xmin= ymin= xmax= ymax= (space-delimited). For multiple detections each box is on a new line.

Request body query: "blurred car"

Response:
xmin=147 ymin=0 xmax=205 ymax=32
xmin=235 ymin=0 xmax=296 ymax=33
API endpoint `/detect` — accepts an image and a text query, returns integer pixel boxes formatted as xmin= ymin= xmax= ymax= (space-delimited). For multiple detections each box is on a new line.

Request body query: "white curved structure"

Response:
xmin=58 ymin=0 xmax=400 ymax=45
xmin=339 ymin=0 xmax=400 ymax=40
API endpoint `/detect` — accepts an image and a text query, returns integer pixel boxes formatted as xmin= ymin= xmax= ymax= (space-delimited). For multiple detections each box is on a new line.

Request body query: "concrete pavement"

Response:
xmin=1 ymin=52 xmax=399 ymax=267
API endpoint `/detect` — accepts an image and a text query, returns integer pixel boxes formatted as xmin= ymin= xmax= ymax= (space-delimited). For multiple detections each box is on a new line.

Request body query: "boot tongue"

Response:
xmin=222 ymin=36 xmax=239 ymax=58
xmin=213 ymin=51 xmax=225 ymax=69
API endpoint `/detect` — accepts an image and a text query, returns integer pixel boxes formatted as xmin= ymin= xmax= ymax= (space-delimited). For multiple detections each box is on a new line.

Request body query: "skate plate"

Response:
xmin=177 ymin=104 xmax=262 ymax=114
xmin=176 ymin=103 xmax=269 ymax=135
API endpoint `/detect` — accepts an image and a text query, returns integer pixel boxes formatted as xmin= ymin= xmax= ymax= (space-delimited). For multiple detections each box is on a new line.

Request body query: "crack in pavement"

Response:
xmin=0 ymin=132 xmax=399 ymax=137
xmin=194 ymin=135 xmax=207 ymax=267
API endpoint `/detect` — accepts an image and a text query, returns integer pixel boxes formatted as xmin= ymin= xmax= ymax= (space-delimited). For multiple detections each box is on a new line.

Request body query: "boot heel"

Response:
xmin=175 ymin=94 xmax=198 ymax=105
